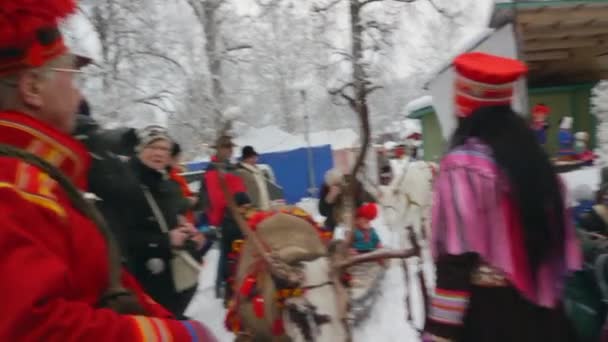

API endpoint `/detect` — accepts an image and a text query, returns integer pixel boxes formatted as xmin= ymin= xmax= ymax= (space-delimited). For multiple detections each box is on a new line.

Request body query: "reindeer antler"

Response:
xmin=336 ymin=248 xmax=419 ymax=269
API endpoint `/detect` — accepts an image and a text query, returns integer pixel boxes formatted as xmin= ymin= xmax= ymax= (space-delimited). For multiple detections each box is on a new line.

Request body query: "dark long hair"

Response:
xmin=450 ymin=105 xmax=566 ymax=271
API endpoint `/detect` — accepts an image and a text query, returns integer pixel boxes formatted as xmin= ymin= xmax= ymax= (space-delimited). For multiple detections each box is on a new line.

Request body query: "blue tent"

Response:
xmin=184 ymin=145 xmax=334 ymax=204
xmin=185 ymin=160 xmax=209 ymax=172
xmin=257 ymin=145 xmax=334 ymax=204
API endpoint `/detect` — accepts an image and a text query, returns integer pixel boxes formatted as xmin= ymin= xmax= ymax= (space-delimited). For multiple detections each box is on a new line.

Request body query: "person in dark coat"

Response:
xmin=126 ymin=126 xmax=205 ymax=319
xmin=580 ymin=184 xmax=608 ymax=235
xmin=318 ymin=168 xmax=376 ymax=231
xmin=218 ymin=191 xmax=253 ymax=305
xmin=72 ymin=106 xmax=140 ymax=269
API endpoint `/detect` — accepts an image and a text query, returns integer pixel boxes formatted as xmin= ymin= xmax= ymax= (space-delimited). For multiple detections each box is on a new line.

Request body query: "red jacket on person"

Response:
xmin=202 ymin=157 xmax=247 ymax=226
xmin=0 ymin=111 xmax=216 ymax=341
xmin=169 ymin=167 xmax=195 ymax=223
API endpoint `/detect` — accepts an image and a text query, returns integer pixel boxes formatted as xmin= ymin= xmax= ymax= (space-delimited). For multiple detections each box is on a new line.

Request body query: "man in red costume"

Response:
xmin=0 ymin=1 xmax=216 ymax=340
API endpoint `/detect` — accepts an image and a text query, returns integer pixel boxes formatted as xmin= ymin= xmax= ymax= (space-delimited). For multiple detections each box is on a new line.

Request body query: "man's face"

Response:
xmin=217 ymin=145 xmax=233 ymax=161
xmin=245 ymin=155 xmax=258 ymax=165
xmin=139 ymin=139 xmax=172 ymax=171
xmin=18 ymin=55 xmax=82 ymax=133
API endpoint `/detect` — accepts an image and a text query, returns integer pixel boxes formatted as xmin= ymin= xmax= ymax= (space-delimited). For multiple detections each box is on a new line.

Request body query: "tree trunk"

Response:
xmin=202 ymin=1 xmax=224 ymax=131
xmin=343 ymin=0 xmax=372 ymax=236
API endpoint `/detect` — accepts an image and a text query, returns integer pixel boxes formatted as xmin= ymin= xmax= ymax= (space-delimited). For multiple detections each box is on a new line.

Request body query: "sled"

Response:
xmin=553 ymin=159 xmax=589 ymax=173
xmin=347 ymin=260 xmax=387 ymax=325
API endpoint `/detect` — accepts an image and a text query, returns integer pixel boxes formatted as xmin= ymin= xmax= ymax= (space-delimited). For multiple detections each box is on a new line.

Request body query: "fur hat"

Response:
xmin=212 ymin=135 xmax=236 ymax=149
xmin=136 ymin=125 xmax=172 ymax=152
xmin=356 ymin=203 xmax=378 ymax=221
xmin=0 ymin=0 xmax=78 ymax=76
xmin=324 ymin=168 xmax=343 ymax=186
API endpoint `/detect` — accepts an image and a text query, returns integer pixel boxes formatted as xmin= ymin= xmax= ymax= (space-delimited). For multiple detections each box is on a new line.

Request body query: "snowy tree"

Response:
xmin=78 ymin=0 xmax=188 ymax=127
xmin=591 ymin=81 xmax=608 ymax=167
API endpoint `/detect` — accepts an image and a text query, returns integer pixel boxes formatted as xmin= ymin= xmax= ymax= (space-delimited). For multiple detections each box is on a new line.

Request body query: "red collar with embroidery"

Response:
xmin=0 ymin=111 xmax=90 ymax=189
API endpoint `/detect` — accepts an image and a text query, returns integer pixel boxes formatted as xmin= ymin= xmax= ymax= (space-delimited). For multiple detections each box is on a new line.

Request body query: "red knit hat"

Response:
xmin=532 ymin=104 xmax=551 ymax=118
xmin=356 ymin=203 xmax=378 ymax=221
xmin=453 ymin=52 xmax=528 ymax=118
xmin=0 ymin=0 xmax=77 ymax=76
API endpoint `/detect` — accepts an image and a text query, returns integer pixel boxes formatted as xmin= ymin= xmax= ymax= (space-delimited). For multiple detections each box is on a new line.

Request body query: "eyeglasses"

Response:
xmin=50 ymin=67 xmax=87 ymax=88
xmin=0 ymin=67 xmax=88 ymax=89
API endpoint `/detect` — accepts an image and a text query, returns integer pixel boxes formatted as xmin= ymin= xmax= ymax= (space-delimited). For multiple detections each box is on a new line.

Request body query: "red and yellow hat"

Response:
xmin=0 ymin=0 xmax=77 ymax=76
xmin=453 ymin=52 xmax=528 ymax=118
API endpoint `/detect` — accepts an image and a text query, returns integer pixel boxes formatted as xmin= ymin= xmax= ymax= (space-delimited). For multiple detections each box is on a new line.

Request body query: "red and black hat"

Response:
xmin=0 ymin=0 xmax=77 ymax=76
xmin=453 ymin=52 xmax=528 ymax=118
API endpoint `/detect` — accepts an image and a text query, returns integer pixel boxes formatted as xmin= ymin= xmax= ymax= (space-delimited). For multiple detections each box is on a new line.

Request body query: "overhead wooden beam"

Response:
xmin=523 ymin=36 xmax=608 ymax=51
xmin=524 ymin=24 xmax=608 ymax=39
xmin=525 ymin=50 xmax=570 ymax=62
xmin=518 ymin=5 xmax=608 ymax=25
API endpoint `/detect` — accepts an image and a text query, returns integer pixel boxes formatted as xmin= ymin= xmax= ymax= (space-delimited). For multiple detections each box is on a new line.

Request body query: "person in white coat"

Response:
xmin=236 ymin=146 xmax=272 ymax=210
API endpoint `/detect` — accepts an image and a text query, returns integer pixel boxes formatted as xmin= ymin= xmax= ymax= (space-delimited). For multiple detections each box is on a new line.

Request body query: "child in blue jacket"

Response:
xmin=352 ymin=203 xmax=382 ymax=253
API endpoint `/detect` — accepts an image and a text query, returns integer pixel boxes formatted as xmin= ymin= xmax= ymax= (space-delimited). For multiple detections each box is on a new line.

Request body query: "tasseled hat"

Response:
xmin=356 ymin=203 xmax=378 ymax=221
xmin=0 ymin=0 xmax=78 ymax=76
xmin=453 ymin=52 xmax=528 ymax=117
xmin=136 ymin=125 xmax=172 ymax=152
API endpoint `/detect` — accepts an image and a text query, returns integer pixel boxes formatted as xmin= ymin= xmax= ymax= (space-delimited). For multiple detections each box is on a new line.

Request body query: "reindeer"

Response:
xmin=227 ymin=209 xmax=417 ymax=342
xmin=379 ymin=159 xmax=437 ymax=240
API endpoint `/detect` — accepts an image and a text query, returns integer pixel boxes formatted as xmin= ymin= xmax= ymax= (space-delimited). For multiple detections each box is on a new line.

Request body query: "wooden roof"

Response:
xmin=495 ymin=1 xmax=608 ymax=86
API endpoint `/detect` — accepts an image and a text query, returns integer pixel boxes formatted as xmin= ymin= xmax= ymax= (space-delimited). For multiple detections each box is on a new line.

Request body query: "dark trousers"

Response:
xmin=163 ymin=286 xmax=197 ymax=320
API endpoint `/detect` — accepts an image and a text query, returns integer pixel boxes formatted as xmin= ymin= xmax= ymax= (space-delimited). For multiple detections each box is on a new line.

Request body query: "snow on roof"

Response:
xmin=233 ymin=126 xmax=360 ymax=153
xmin=310 ymin=128 xmax=359 ymax=150
xmin=425 ymin=28 xmax=495 ymax=88
xmin=405 ymin=95 xmax=433 ymax=114
xmin=234 ymin=125 xmax=306 ymax=153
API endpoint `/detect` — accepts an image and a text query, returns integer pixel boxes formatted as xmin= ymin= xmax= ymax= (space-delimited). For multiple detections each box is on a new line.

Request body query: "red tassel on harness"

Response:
xmin=240 ymin=276 xmax=256 ymax=297
xmin=253 ymin=296 xmax=265 ymax=318
xmin=272 ymin=318 xmax=285 ymax=335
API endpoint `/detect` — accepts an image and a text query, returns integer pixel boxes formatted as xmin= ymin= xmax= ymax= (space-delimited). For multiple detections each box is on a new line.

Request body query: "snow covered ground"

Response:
xmin=185 ymin=199 xmax=430 ymax=341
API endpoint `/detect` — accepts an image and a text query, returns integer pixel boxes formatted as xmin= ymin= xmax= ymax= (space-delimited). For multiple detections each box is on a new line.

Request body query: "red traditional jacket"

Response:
xmin=203 ymin=158 xmax=247 ymax=226
xmin=169 ymin=167 xmax=195 ymax=223
xmin=0 ymin=111 xmax=216 ymax=342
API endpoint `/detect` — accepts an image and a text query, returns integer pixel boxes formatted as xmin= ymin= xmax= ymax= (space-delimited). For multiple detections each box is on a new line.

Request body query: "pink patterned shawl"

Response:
xmin=431 ymin=138 xmax=582 ymax=308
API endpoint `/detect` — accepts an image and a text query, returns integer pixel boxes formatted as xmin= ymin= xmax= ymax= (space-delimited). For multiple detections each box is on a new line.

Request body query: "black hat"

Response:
xmin=241 ymin=145 xmax=258 ymax=159
xmin=78 ymin=99 xmax=91 ymax=117
xmin=172 ymin=142 xmax=182 ymax=157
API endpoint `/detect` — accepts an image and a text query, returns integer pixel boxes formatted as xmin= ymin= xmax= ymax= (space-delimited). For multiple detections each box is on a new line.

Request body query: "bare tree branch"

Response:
xmin=360 ymin=0 xmax=384 ymax=7
xmin=337 ymin=248 xmax=419 ymax=269
xmin=312 ymin=0 xmax=343 ymax=13
xmin=423 ymin=0 xmax=458 ymax=19
xmin=225 ymin=44 xmax=254 ymax=52
xmin=365 ymin=84 xmax=383 ymax=95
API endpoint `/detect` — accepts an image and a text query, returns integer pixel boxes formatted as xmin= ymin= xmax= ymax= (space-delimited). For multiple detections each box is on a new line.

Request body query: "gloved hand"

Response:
xmin=198 ymin=224 xmax=219 ymax=240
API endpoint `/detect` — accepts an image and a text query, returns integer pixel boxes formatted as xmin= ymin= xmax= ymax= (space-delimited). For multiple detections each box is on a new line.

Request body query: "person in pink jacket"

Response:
xmin=424 ymin=52 xmax=582 ymax=342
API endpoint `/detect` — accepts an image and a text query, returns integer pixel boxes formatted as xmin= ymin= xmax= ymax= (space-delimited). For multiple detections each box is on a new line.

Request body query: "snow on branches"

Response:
xmin=591 ymin=81 xmax=608 ymax=167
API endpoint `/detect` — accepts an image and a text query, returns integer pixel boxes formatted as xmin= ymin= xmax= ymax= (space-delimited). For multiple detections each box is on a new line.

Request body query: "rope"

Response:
xmin=0 ymin=144 xmax=140 ymax=312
